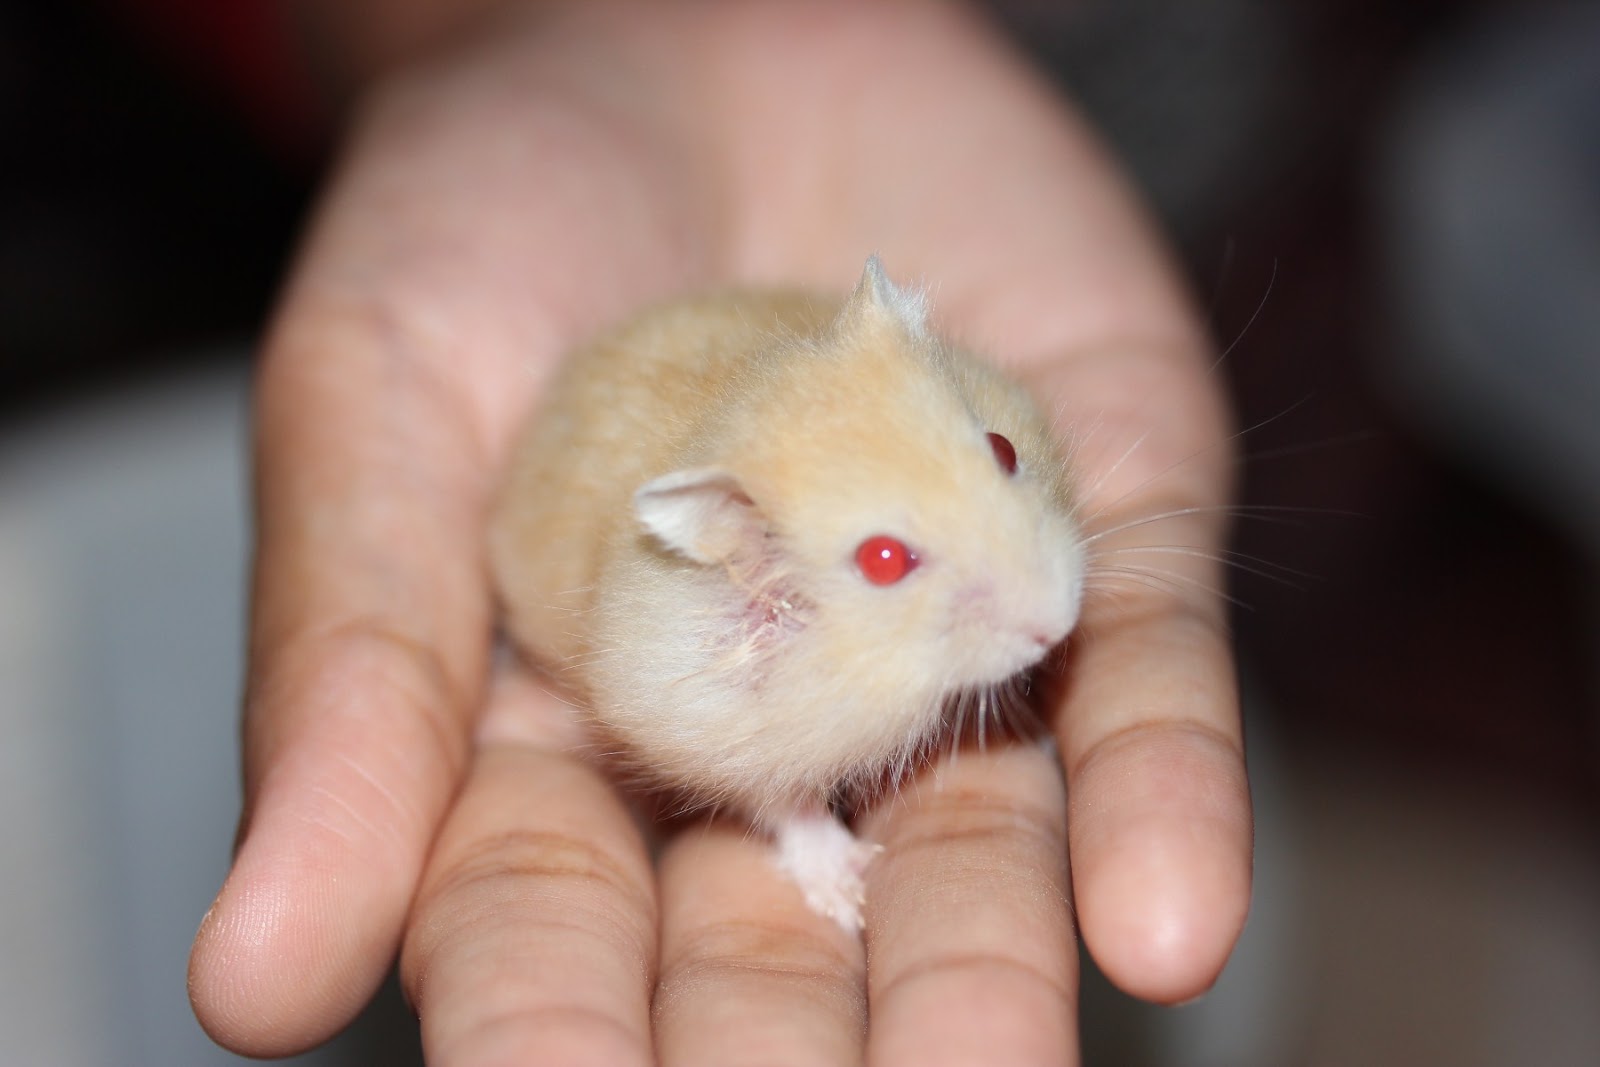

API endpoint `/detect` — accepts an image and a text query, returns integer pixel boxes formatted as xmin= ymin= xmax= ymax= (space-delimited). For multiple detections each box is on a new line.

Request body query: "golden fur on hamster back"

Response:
xmin=490 ymin=291 xmax=836 ymax=668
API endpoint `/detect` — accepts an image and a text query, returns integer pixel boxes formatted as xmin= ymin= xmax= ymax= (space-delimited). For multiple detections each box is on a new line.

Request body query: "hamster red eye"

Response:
xmin=856 ymin=535 xmax=918 ymax=585
xmin=987 ymin=432 xmax=1018 ymax=475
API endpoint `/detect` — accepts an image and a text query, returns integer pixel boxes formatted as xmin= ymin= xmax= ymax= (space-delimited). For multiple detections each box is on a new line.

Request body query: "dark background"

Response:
xmin=0 ymin=2 xmax=305 ymax=417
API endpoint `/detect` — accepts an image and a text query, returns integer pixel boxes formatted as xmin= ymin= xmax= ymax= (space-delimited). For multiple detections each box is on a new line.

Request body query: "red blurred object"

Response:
xmin=99 ymin=0 xmax=321 ymax=155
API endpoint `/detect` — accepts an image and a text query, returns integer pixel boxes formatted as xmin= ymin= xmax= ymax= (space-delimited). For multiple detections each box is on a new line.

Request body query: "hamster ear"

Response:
xmin=635 ymin=468 xmax=768 ymax=564
xmin=839 ymin=254 xmax=928 ymax=336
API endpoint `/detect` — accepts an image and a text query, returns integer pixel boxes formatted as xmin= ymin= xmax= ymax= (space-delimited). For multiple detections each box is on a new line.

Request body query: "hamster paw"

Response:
xmin=773 ymin=813 xmax=883 ymax=933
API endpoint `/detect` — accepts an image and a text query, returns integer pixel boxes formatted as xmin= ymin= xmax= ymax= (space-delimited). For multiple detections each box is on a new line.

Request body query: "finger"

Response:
xmin=1059 ymin=394 xmax=1252 ymax=1006
xmin=401 ymin=672 xmax=657 ymax=1067
xmin=1059 ymin=586 xmax=1251 ymax=1004
xmin=187 ymin=30 xmax=710 ymax=1051
xmin=186 ymin=295 xmax=492 ymax=1054
xmin=654 ymin=821 xmax=867 ymax=1066
xmin=858 ymin=739 xmax=1077 ymax=1067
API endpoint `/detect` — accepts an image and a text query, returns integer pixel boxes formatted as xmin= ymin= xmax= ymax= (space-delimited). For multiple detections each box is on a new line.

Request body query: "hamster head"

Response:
xmin=634 ymin=258 xmax=1084 ymax=717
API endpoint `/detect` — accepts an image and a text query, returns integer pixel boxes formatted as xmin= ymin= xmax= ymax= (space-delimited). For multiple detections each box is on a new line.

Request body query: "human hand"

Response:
xmin=188 ymin=2 xmax=1250 ymax=1062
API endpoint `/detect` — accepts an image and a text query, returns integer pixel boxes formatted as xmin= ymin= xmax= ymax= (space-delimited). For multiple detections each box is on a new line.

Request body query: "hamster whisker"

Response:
xmin=1080 ymin=502 xmax=1340 ymax=546
xmin=1072 ymin=396 xmax=1314 ymax=530
xmin=1236 ymin=427 xmax=1385 ymax=464
xmin=538 ymin=600 xmax=593 ymax=617
xmin=1075 ymin=428 xmax=1154 ymax=508
xmin=945 ymin=696 xmax=967 ymax=771
xmin=1048 ymin=407 xmax=1106 ymax=464
xmin=540 ymin=588 xmax=596 ymax=615
xmin=1206 ymin=255 xmax=1278 ymax=374
xmin=990 ymin=676 xmax=1034 ymax=743
xmin=1087 ymin=543 xmax=1313 ymax=588
xmin=978 ymin=688 xmax=991 ymax=753
xmin=529 ymin=680 xmax=582 ymax=710
xmin=555 ymin=648 xmax=625 ymax=671
xmin=1085 ymin=566 xmax=1252 ymax=611
xmin=557 ymin=627 xmax=605 ymax=647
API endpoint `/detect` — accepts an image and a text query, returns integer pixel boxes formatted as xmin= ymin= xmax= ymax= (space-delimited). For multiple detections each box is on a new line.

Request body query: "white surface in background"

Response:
xmin=0 ymin=366 xmax=367 ymax=1066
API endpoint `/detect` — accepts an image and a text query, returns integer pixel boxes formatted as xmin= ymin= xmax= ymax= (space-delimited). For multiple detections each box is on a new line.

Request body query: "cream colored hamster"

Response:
xmin=490 ymin=257 xmax=1084 ymax=928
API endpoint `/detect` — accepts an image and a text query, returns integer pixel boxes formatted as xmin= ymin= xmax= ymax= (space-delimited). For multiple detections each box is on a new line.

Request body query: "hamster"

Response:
xmin=490 ymin=257 xmax=1085 ymax=929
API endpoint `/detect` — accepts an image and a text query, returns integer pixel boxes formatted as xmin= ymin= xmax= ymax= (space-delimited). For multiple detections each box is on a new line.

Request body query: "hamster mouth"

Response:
xmin=968 ymin=629 xmax=1066 ymax=688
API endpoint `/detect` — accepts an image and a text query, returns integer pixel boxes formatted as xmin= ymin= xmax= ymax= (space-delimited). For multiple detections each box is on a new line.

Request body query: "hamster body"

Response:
xmin=490 ymin=258 xmax=1084 ymax=927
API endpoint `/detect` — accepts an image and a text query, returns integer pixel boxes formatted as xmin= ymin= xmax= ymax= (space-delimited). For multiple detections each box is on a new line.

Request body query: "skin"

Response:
xmin=187 ymin=2 xmax=1251 ymax=1064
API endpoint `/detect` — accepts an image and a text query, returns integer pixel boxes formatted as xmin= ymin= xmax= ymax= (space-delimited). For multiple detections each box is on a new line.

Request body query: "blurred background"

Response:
xmin=2 ymin=1 xmax=1596 ymax=1063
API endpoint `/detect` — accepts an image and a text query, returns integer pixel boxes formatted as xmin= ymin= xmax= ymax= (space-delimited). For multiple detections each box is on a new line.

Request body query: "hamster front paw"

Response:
xmin=773 ymin=812 xmax=882 ymax=933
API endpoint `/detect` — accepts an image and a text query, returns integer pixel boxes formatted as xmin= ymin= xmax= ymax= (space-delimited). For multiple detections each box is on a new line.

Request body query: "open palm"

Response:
xmin=189 ymin=4 xmax=1250 ymax=1063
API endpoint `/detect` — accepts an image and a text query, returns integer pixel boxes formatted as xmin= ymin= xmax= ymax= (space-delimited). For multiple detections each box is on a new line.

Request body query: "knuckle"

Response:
xmin=659 ymin=916 xmax=860 ymax=998
xmin=422 ymin=827 xmax=653 ymax=921
xmin=402 ymin=829 xmax=655 ymax=1008
xmin=874 ymin=949 xmax=1072 ymax=1008
xmin=1067 ymin=714 xmax=1244 ymax=786
xmin=249 ymin=617 xmax=474 ymax=777
xmin=883 ymin=785 xmax=1066 ymax=867
xmin=427 ymin=1003 xmax=646 ymax=1067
